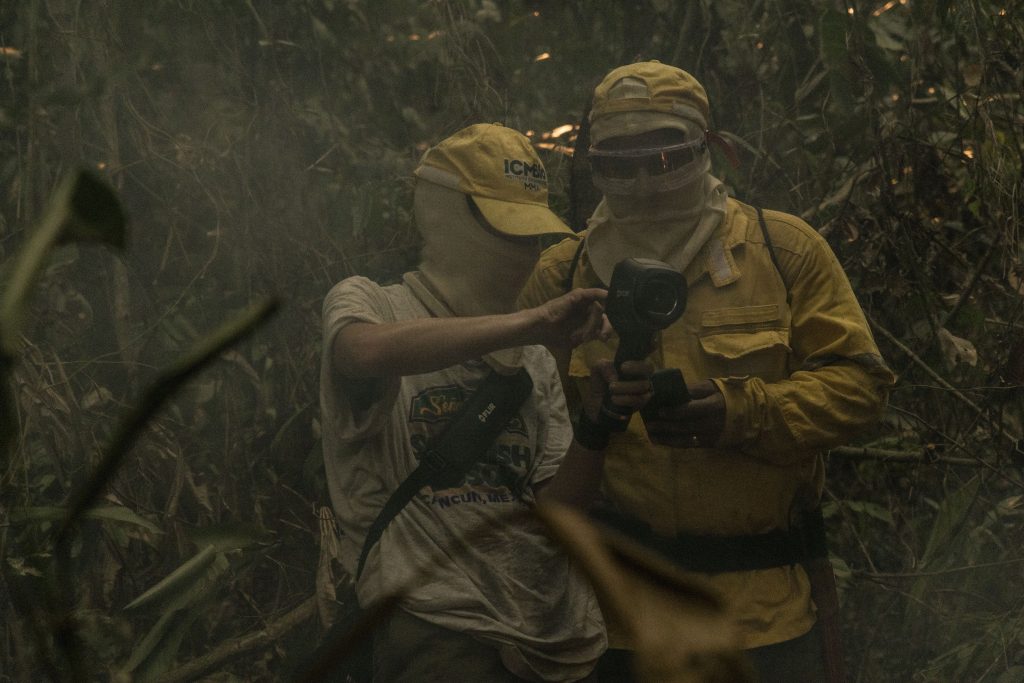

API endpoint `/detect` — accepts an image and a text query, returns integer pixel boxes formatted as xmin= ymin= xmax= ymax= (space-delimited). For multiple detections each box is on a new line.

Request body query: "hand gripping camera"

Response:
xmin=599 ymin=258 xmax=691 ymax=431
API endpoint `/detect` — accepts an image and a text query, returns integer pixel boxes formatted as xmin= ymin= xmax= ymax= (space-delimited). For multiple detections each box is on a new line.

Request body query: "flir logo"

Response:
xmin=478 ymin=402 xmax=496 ymax=423
xmin=504 ymin=158 xmax=547 ymax=192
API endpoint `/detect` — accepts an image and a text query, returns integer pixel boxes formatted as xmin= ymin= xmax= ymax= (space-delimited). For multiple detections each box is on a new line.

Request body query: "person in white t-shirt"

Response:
xmin=320 ymin=123 xmax=650 ymax=681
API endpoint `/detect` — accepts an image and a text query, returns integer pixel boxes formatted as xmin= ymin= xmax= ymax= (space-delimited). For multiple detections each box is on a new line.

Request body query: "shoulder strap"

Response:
xmin=562 ymin=238 xmax=587 ymax=294
xmin=756 ymin=207 xmax=791 ymax=304
xmin=356 ymin=367 xmax=534 ymax=578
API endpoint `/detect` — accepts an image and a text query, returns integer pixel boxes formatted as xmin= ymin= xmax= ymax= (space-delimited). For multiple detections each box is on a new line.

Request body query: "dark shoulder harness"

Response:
xmin=756 ymin=206 xmax=792 ymax=306
xmin=562 ymin=237 xmax=589 ymax=294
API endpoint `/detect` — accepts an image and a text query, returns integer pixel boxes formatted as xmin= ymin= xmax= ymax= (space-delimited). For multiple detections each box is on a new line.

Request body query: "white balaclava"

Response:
xmin=409 ymin=180 xmax=540 ymax=318
xmin=584 ymin=64 xmax=728 ymax=285
xmin=404 ymin=122 xmax=576 ymax=372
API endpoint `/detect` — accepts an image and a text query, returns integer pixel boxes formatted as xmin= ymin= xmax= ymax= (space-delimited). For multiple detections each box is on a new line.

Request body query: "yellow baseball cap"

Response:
xmin=413 ymin=123 xmax=574 ymax=238
xmin=589 ymin=61 xmax=710 ymax=144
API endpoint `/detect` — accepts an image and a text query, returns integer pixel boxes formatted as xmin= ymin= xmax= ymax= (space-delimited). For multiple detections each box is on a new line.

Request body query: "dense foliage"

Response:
xmin=1 ymin=1 xmax=1022 ymax=680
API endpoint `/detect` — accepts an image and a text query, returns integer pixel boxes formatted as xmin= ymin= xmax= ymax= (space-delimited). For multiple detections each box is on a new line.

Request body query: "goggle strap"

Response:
xmin=706 ymin=130 xmax=740 ymax=169
xmin=587 ymin=137 xmax=706 ymax=159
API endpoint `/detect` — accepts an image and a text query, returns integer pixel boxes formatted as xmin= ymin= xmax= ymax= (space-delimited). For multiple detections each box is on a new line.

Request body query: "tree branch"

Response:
xmin=830 ymin=445 xmax=985 ymax=468
xmin=868 ymin=314 xmax=1023 ymax=449
xmin=853 ymin=556 xmax=1024 ymax=580
xmin=154 ymin=595 xmax=316 ymax=683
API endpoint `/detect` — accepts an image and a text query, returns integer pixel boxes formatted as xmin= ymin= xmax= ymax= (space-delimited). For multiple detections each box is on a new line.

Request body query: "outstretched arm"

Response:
xmin=333 ymin=287 xmax=609 ymax=379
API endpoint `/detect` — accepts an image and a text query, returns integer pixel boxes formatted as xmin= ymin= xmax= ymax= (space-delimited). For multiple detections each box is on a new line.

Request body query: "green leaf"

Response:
xmin=869 ymin=11 xmax=908 ymax=52
xmin=59 ymin=170 xmax=127 ymax=246
xmin=995 ymin=666 xmax=1024 ymax=683
xmin=905 ymin=477 xmax=982 ymax=625
xmin=811 ymin=165 xmax=870 ymax=216
xmin=58 ymin=298 xmax=279 ymax=544
xmin=829 ymin=554 xmax=852 ymax=581
xmin=0 ymin=169 xmax=126 ymax=357
xmin=861 ymin=37 xmax=900 ymax=94
xmin=122 ymin=607 xmax=191 ymax=678
xmin=0 ymin=168 xmax=126 ymax=356
xmin=844 ymin=500 xmax=895 ymax=526
xmin=187 ymin=521 xmax=274 ymax=553
xmin=10 ymin=505 xmax=161 ymax=535
xmin=122 ymin=552 xmax=228 ymax=679
xmin=6 ymin=556 xmax=45 ymax=578
xmin=0 ymin=357 xmax=16 ymax=453
xmin=125 ymin=545 xmax=219 ymax=612
xmin=819 ymin=9 xmax=856 ymax=110
xmin=919 ymin=477 xmax=980 ymax=568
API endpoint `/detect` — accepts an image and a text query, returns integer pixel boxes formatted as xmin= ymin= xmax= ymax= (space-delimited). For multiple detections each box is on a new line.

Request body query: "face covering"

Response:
xmin=585 ymin=176 xmax=727 ymax=285
xmin=411 ymin=180 xmax=539 ymax=318
xmin=589 ymin=136 xmax=711 ymax=198
xmin=584 ymin=117 xmax=726 ymax=284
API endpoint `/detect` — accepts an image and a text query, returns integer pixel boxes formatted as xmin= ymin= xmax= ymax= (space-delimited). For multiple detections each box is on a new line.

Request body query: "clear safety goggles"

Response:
xmin=588 ymin=136 xmax=708 ymax=180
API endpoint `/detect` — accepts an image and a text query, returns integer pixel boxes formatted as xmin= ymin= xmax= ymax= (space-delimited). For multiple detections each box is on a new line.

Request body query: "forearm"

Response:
xmin=539 ymin=363 xmax=650 ymax=508
xmin=715 ymin=363 xmax=891 ymax=463
xmin=333 ymin=310 xmax=544 ymax=378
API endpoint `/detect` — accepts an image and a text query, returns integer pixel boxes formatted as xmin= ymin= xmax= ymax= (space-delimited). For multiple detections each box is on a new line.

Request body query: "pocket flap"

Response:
xmin=700 ymin=304 xmax=780 ymax=328
xmin=699 ymin=329 xmax=790 ymax=359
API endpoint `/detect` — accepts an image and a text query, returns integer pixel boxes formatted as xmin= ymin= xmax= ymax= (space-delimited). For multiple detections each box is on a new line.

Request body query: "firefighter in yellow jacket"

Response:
xmin=518 ymin=61 xmax=895 ymax=681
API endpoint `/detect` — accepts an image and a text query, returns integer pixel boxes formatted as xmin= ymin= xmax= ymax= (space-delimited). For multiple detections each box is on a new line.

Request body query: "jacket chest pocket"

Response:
xmin=698 ymin=304 xmax=791 ymax=381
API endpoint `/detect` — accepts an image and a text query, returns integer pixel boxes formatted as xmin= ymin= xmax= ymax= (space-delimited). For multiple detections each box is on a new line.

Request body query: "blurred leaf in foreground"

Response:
xmin=0 ymin=168 xmax=126 ymax=457
xmin=536 ymin=502 xmax=752 ymax=683
xmin=57 ymin=297 xmax=279 ymax=543
xmin=0 ymin=169 xmax=126 ymax=358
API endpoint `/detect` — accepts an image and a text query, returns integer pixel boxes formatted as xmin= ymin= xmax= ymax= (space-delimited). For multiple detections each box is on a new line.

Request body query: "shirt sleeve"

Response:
xmin=320 ymin=276 xmax=402 ymax=442
xmin=715 ymin=218 xmax=896 ymax=464
xmin=516 ymin=237 xmax=579 ymax=311
xmin=522 ymin=349 xmax=573 ymax=502
xmin=517 ymin=240 xmax=587 ymax=411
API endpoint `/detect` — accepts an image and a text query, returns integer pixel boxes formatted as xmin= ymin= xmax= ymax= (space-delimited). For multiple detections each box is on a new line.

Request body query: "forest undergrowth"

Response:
xmin=1 ymin=1 xmax=1023 ymax=680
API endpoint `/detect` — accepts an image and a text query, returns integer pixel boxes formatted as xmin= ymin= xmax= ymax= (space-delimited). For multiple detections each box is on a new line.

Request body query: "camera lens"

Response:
xmin=636 ymin=277 xmax=679 ymax=321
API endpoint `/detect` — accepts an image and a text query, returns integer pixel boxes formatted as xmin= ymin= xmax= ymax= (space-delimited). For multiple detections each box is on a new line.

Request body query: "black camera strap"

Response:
xmin=355 ymin=367 xmax=534 ymax=579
